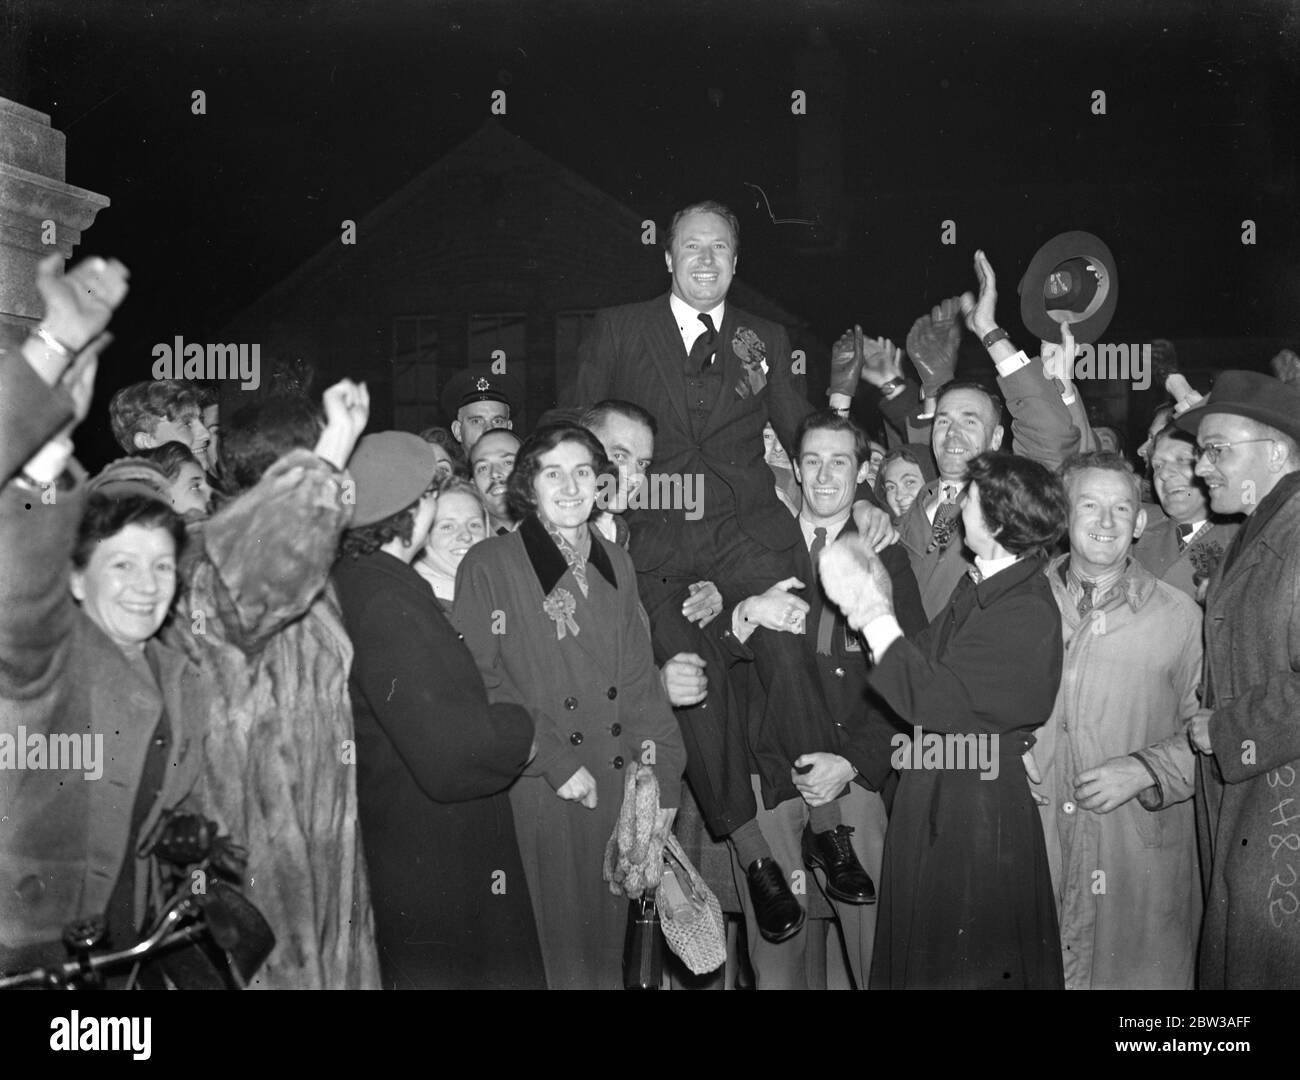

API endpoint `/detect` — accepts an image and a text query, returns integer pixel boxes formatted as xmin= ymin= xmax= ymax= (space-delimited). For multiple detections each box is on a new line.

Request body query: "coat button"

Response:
xmin=564 ymin=696 xmax=578 ymax=710
xmin=610 ymin=723 xmax=622 ymax=736
xmin=833 ymin=667 xmax=845 ymax=678
xmin=607 ymin=687 xmax=617 ymax=700
xmin=16 ymin=875 xmax=45 ymax=904
xmin=1062 ymin=801 xmax=1076 ymax=815
xmin=570 ymin=731 xmax=584 ymax=746
xmin=612 ymin=756 xmax=625 ymax=769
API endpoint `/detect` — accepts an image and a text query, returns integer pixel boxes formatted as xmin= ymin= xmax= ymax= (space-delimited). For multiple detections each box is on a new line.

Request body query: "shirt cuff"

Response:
xmin=862 ymin=614 xmax=903 ymax=660
xmin=995 ymin=350 xmax=1032 ymax=378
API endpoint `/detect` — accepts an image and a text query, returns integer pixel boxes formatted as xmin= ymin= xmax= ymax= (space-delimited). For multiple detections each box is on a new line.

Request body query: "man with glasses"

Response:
xmin=1175 ymin=370 xmax=1300 ymax=989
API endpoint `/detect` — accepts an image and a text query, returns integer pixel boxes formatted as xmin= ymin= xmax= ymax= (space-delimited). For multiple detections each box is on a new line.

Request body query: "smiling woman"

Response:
xmin=454 ymin=422 xmax=687 ymax=988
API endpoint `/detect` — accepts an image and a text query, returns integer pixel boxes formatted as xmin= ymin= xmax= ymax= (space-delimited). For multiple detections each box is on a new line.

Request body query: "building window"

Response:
xmin=392 ymin=316 xmax=440 ymax=432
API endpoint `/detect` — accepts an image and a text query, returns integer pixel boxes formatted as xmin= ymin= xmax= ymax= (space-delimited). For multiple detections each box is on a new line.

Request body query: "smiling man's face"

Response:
xmin=665 ymin=211 xmax=736 ymax=312
xmin=931 ymin=387 xmax=1003 ymax=481
xmin=1066 ymin=466 xmax=1146 ymax=579
xmin=1150 ymin=432 xmax=1207 ymax=525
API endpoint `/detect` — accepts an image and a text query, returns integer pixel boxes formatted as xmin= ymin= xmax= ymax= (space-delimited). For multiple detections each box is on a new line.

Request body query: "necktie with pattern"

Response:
xmin=1177 ymin=522 xmax=1195 ymax=553
xmin=1077 ymin=579 xmax=1096 ymax=618
xmin=929 ymin=482 xmax=963 ymax=552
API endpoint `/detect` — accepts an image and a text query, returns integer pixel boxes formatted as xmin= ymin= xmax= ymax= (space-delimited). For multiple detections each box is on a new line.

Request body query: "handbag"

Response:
xmin=655 ymin=833 xmax=726 ymax=975
xmin=622 ymin=896 xmax=665 ymax=990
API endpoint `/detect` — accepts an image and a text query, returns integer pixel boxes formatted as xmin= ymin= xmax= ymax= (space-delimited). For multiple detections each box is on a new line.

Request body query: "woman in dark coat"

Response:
xmin=821 ymin=451 xmax=1068 ymax=989
xmin=333 ymin=432 xmax=544 ymax=989
xmin=453 ymin=423 xmax=687 ymax=990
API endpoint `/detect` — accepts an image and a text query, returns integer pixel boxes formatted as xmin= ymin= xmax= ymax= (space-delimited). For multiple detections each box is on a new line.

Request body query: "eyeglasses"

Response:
xmin=1195 ymin=438 xmax=1275 ymax=464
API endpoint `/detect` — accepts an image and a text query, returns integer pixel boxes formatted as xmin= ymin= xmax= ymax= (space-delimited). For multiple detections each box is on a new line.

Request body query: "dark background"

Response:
xmin=3 ymin=0 xmax=1298 ymax=460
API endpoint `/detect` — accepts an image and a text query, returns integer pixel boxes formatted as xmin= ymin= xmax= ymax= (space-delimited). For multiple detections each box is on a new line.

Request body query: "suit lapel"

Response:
xmin=648 ymin=296 xmax=691 ymax=432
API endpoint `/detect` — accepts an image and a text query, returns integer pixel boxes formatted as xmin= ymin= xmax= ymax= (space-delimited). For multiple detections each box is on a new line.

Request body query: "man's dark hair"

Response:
xmin=137 ymin=441 xmax=203 ymax=483
xmin=665 ymin=200 xmax=740 ymax=256
xmin=794 ymin=409 xmax=871 ymax=468
xmin=505 ymin=422 xmax=612 ymax=523
xmin=935 ymin=380 xmax=1005 ymax=426
xmin=220 ymin=394 xmax=324 ymax=493
xmin=108 ymin=380 xmax=205 ymax=453
xmin=580 ymin=399 xmax=659 ymax=439
xmin=963 ymin=451 xmax=1068 ymax=559
xmin=1058 ymin=450 xmax=1142 ymax=506
xmin=73 ymin=492 xmax=185 ymax=570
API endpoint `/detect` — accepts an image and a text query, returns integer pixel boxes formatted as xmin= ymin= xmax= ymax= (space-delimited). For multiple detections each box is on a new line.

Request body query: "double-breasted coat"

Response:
xmin=334 ymin=549 xmax=544 ymax=989
xmin=866 ymin=554 xmax=1065 ymax=989
xmin=1198 ymin=472 xmax=1300 ymax=988
xmin=453 ymin=514 xmax=686 ymax=989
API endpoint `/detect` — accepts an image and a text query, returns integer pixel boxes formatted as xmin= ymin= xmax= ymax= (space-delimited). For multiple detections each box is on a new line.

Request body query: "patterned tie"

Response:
xmin=1177 ymin=522 xmax=1195 ymax=553
xmin=928 ymin=483 xmax=963 ymax=552
xmin=687 ymin=312 xmax=717 ymax=372
xmin=1077 ymin=579 xmax=1096 ymax=618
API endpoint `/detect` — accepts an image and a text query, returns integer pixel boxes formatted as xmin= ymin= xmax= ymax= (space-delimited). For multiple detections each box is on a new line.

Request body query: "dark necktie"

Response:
xmin=808 ymin=526 xmax=827 ymax=586
xmin=687 ymin=313 xmax=717 ymax=372
xmin=1177 ymin=522 xmax=1195 ymax=552
xmin=1077 ymin=579 xmax=1096 ymax=618
xmin=809 ymin=527 xmax=836 ymax=655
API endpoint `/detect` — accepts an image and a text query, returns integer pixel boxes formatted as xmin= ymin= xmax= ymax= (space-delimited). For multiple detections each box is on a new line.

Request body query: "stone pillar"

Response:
xmin=0 ymin=97 xmax=110 ymax=346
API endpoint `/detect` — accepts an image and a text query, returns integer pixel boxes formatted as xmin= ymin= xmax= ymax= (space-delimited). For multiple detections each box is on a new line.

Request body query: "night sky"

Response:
xmin=3 ymin=0 xmax=1299 ymax=408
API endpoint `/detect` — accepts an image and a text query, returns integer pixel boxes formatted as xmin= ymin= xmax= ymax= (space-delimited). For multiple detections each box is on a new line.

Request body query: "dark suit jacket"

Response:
xmin=1132 ymin=516 xmax=1238 ymax=602
xmin=794 ymin=519 xmax=926 ymax=794
xmin=570 ymin=294 xmax=812 ymax=570
xmin=333 ymin=550 xmax=543 ymax=989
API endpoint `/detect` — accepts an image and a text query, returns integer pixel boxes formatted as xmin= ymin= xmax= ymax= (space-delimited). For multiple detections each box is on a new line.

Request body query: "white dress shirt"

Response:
xmin=670 ymin=293 xmax=725 ymax=354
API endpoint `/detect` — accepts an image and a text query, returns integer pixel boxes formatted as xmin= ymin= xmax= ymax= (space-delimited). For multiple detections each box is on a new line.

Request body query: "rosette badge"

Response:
xmin=732 ymin=327 xmax=769 ymax=399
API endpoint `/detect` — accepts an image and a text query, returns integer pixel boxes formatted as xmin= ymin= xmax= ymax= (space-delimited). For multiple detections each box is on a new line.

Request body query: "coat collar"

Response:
xmin=970 ymin=552 xmax=1048 ymax=608
xmin=519 ymin=513 xmax=618 ymax=596
xmin=1048 ymin=552 xmax=1155 ymax=614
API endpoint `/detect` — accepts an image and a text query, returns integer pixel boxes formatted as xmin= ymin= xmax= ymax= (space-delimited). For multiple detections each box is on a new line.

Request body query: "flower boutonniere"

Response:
xmin=1187 ymin=538 xmax=1225 ymax=589
xmin=732 ymin=326 xmax=769 ymax=399
xmin=543 ymin=587 xmax=580 ymax=640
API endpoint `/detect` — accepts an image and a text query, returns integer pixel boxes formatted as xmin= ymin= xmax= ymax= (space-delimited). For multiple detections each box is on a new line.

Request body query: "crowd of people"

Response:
xmin=1 ymin=197 xmax=1297 ymax=990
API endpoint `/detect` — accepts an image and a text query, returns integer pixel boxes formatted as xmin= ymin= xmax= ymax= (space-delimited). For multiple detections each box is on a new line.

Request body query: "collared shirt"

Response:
xmin=1178 ymin=518 xmax=1208 ymax=547
xmin=798 ymin=510 xmax=851 ymax=552
xmin=1059 ymin=556 xmax=1142 ymax=615
xmin=926 ymin=479 xmax=966 ymax=525
xmin=670 ymin=293 xmax=725 ymax=354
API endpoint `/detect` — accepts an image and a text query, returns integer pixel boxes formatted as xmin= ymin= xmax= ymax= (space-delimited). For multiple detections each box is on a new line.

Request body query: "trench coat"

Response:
xmin=334 ymin=549 xmax=544 ymax=989
xmin=1035 ymin=555 xmax=1203 ymax=989
xmin=0 ymin=350 xmax=205 ymax=971
xmin=453 ymin=514 xmax=686 ymax=989
xmin=164 ymin=450 xmax=380 ymax=990
xmin=866 ymin=554 xmax=1065 ymax=989
xmin=1198 ymin=474 xmax=1300 ymax=988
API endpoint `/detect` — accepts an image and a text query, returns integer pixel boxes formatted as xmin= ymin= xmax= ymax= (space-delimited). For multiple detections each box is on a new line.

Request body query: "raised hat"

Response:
xmin=1174 ymin=370 xmax=1300 ymax=446
xmin=440 ymin=365 xmax=523 ymax=421
xmin=1018 ymin=230 xmax=1118 ymax=346
xmin=347 ymin=431 xmax=438 ymax=527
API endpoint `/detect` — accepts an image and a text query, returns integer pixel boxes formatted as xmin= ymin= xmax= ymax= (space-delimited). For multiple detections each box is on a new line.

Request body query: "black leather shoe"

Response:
xmin=746 ymin=858 xmax=805 ymax=943
xmin=802 ymin=825 xmax=876 ymax=905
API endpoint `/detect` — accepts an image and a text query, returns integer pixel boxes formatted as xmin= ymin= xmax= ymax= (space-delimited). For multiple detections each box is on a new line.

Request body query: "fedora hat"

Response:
xmin=347 ymin=431 xmax=438 ymax=526
xmin=1018 ymin=230 xmax=1118 ymax=346
xmin=1175 ymin=370 xmax=1300 ymax=446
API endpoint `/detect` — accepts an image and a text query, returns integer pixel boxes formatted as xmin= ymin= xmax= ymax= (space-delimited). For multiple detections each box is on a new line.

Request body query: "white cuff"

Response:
xmin=862 ymin=613 xmax=903 ymax=660
xmin=995 ymin=350 xmax=1031 ymax=378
